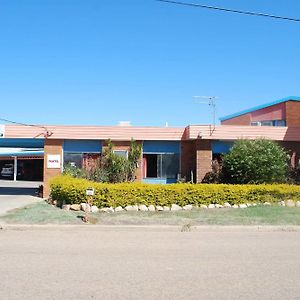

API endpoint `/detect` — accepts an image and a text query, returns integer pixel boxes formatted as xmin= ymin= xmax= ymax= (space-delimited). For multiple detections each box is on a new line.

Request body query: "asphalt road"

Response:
xmin=0 ymin=226 xmax=299 ymax=300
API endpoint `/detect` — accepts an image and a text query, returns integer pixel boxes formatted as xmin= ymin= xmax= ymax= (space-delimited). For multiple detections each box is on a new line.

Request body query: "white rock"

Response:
xmin=163 ymin=206 xmax=170 ymax=211
xmin=138 ymin=205 xmax=148 ymax=212
xmin=156 ymin=205 xmax=164 ymax=211
xmin=171 ymin=204 xmax=182 ymax=211
xmin=278 ymin=201 xmax=285 ymax=207
xmin=239 ymin=204 xmax=247 ymax=209
xmin=246 ymin=203 xmax=252 ymax=207
xmin=296 ymin=201 xmax=300 ymax=207
xmin=125 ymin=205 xmax=138 ymax=212
xmin=252 ymin=203 xmax=257 ymax=207
xmin=107 ymin=207 xmax=114 ymax=213
xmin=223 ymin=202 xmax=231 ymax=208
xmin=287 ymin=200 xmax=295 ymax=207
xmin=148 ymin=205 xmax=156 ymax=212
xmin=200 ymin=204 xmax=208 ymax=209
xmin=80 ymin=203 xmax=91 ymax=212
xmin=62 ymin=204 xmax=71 ymax=211
xmin=183 ymin=204 xmax=193 ymax=210
xmin=208 ymin=204 xmax=215 ymax=209
xmin=70 ymin=204 xmax=81 ymax=211
xmin=114 ymin=206 xmax=124 ymax=212
xmin=215 ymin=204 xmax=223 ymax=208
xmin=91 ymin=206 xmax=99 ymax=213
xmin=232 ymin=204 xmax=239 ymax=209
xmin=263 ymin=202 xmax=271 ymax=206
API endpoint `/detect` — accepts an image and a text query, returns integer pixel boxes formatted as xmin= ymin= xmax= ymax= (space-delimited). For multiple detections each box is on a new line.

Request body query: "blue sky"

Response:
xmin=1 ymin=0 xmax=300 ymax=126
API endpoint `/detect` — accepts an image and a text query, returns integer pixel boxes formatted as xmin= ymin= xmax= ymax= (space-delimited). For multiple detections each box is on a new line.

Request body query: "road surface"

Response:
xmin=0 ymin=226 xmax=299 ymax=299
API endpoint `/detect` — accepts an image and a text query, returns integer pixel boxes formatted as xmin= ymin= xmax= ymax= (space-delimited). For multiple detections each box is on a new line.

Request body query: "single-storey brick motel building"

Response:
xmin=1 ymin=96 xmax=300 ymax=197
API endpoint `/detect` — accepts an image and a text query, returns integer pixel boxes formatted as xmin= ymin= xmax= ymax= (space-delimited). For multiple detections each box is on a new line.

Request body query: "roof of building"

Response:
xmin=187 ymin=125 xmax=300 ymax=141
xmin=220 ymin=96 xmax=300 ymax=122
xmin=4 ymin=124 xmax=300 ymax=142
xmin=4 ymin=125 xmax=186 ymax=141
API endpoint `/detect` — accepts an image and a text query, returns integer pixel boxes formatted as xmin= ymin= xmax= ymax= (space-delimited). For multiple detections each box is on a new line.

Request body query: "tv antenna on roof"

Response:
xmin=193 ymin=96 xmax=218 ymax=134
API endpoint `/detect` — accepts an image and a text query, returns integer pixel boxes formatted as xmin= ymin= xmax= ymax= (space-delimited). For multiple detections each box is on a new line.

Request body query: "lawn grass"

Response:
xmin=1 ymin=201 xmax=300 ymax=226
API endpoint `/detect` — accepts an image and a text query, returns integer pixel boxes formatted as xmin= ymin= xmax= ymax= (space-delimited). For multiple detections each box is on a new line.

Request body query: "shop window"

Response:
xmin=143 ymin=153 xmax=179 ymax=179
xmin=64 ymin=153 xmax=100 ymax=170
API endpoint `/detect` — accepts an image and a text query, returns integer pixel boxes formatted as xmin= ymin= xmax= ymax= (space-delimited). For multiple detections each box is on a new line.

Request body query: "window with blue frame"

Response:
xmin=142 ymin=141 xmax=180 ymax=180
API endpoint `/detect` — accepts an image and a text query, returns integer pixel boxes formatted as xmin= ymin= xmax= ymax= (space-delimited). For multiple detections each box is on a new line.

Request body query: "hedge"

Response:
xmin=50 ymin=175 xmax=300 ymax=208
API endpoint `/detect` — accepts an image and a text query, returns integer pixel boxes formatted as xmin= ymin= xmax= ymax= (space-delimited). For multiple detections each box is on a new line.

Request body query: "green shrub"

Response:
xmin=50 ymin=175 xmax=300 ymax=208
xmin=222 ymin=139 xmax=288 ymax=184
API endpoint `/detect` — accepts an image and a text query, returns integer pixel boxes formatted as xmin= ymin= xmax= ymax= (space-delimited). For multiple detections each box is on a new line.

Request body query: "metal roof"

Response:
xmin=220 ymin=96 xmax=300 ymax=121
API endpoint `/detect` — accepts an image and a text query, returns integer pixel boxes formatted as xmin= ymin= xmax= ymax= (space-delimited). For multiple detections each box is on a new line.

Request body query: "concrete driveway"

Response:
xmin=0 ymin=180 xmax=42 ymax=216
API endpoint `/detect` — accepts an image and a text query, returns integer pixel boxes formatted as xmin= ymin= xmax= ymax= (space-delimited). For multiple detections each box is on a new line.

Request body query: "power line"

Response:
xmin=0 ymin=117 xmax=53 ymax=138
xmin=156 ymin=0 xmax=300 ymax=23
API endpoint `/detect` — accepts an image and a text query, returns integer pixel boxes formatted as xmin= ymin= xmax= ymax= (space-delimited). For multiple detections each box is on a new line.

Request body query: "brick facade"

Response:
xmin=181 ymin=140 xmax=196 ymax=182
xmin=285 ymin=101 xmax=300 ymax=126
xmin=43 ymin=139 xmax=63 ymax=198
xmin=196 ymin=140 xmax=212 ymax=183
xmin=221 ymin=113 xmax=251 ymax=125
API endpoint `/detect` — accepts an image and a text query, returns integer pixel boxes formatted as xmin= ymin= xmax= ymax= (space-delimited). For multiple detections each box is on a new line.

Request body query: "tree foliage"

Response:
xmin=222 ymin=139 xmax=288 ymax=184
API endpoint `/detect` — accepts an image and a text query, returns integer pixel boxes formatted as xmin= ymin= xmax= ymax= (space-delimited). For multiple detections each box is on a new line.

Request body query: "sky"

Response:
xmin=0 ymin=0 xmax=300 ymax=127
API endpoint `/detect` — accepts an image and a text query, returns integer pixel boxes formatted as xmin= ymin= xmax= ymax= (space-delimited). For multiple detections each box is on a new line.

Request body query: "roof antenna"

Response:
xmin=193 ymin=96 xmax=218 ymax=135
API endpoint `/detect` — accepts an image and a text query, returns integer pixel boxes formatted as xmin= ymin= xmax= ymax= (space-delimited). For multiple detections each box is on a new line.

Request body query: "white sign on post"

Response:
xmin=47 ymin=155 xmax=61 ymax=169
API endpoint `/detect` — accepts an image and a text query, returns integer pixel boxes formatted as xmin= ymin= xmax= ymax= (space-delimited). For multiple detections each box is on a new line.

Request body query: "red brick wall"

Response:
xmin=285 ymin=101 xmax=300 ymax=126
xmin=43 ymin=139 xmax=63 ymax=198
xmin=196 ymin=140 xmax=212 ymax=183
xmin=278 ymin=141 xmax=300 ymax=168
xmin=221 ymin=113 xmax=251 ymax=125
xmin=181 ymin=140 xmax=196 ymax=182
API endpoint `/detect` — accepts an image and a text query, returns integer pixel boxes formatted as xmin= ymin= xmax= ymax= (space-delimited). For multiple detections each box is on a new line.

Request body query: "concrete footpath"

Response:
xmin=0 ymin=180 xmax=42 ymax=216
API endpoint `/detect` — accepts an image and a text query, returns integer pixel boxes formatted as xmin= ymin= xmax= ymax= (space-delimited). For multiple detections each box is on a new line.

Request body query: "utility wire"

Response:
xmin=156 ymin=0 xmax=300 ymax=23
xmin=0 ymin=117 xmax=53 ymax=137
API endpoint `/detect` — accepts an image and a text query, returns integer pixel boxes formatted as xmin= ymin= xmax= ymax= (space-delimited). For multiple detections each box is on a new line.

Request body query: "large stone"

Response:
xmin=91 ymin=206 xmax=99 ymax=213
xmin=125 ymin=205 xmax=138 ymax=212
xmin=80 ymin=203 xmax=90 ymax=212
xmin=223 ymin=202 xmax=231 ymax=208
xmin=208 ymin=204 xmax=215 ymax=209
xmin=246 ymin=203 xmax=252 ymax=207
xmin=171 ymin=204 xmax=182 ymax=211
xmin=62 ymin=204 xmax=71 ymax=211
xmin=148 ymin=205 xmax=156 ymax=212
xmin=200 ymin=204 xmax=208 ymax=209
xmin=156 ymin=205 xmax=164 ymax=211
xmin=163 ymin=206 xmax=170 ymax=211
xmin=286 ymin=200 xmax=295 ymax=207
xmin=239 ymin=204 xmax=247 ymax=209
xmin=278 ymin=201 xmax=286 ymax=207
xmin=296 ymin=201 xmax=300 ymax=207
xmin=138 ymin=205 xmax=148 ymax=212
xmin=114 ymin=206 xmax=124 ymax=212
xmin=263 ymin=202 xmax=271 ymax=206
xmin=232 ymin=204 xmax=239 ymax=209
xmin=183 ymin=204 xmax=193 ymax=211
xmin=215 ymin=204 xmax=223 ymax=208
xmin=70 ymin=204 xmax=81 ymax=211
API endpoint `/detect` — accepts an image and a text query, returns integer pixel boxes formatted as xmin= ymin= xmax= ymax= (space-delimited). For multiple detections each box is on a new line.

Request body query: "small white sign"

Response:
xmin=86 ymin=188 xmax=95 ymax=196
xmin=47 ymin=154 xmax=61 ymax=169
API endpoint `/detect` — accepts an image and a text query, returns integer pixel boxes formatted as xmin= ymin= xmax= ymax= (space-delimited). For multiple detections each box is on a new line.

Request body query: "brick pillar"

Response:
xmin=43 ymin=139 xmax=63 ymax=198
xmin=181 ymin=140 xmax=196 ymax=182
xmin=196 ymin=139 xmax=212 ymax=183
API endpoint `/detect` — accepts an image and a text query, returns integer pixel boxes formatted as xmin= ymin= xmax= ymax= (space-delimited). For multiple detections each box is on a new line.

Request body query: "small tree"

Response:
xmin=222 ymin=139 xmax=288 ymax=184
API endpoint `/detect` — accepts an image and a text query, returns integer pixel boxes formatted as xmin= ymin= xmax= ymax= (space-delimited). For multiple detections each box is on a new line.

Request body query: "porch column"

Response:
xmin=13 ymin=156 xmax=17 ymax=182
xmin=196 ymin=139 xmax=212 ymax=183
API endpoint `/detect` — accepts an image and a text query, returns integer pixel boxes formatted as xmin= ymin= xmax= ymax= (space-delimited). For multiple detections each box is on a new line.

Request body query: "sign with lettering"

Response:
xmin=47 ymin=155 xmax=61 ymax=169
xmin=86 ymin=188 xmax=94 ymax=196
